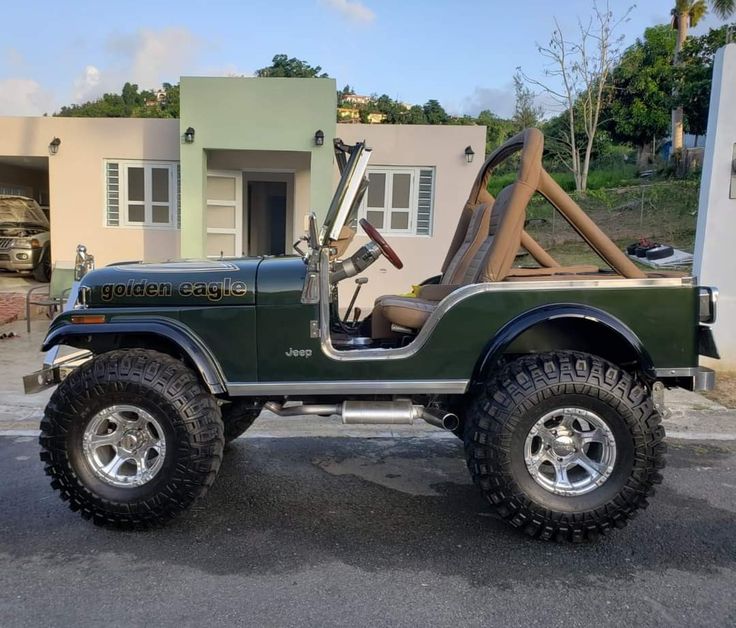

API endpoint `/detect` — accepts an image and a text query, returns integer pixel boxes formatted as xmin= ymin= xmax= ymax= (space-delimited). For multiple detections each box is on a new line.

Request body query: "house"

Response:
xmin=0 ymin=77 xmax=485 ymax=308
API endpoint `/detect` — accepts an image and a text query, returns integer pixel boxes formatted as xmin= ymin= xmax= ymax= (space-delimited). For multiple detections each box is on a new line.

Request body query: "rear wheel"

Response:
xmin=39 ymin=349 xmax=224 ymax=528
xmin=464 ymin=351 xmax=666 ymax=541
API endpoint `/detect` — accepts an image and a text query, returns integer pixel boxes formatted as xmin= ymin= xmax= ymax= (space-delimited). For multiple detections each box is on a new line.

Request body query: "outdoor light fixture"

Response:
xmin=184 ymin=127 xmax=195 ymax=144
xmin=49 ymin=137 xmax=61 ymax=155
xmin=314 ymin=129 xmax=325 ymax=146
xmin=464 ymin=145 xmax=475 ymax=164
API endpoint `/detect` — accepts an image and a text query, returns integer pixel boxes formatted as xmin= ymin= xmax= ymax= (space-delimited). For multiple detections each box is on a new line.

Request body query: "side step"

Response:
xmin=263 ymin=400 xmax=459 ymax=431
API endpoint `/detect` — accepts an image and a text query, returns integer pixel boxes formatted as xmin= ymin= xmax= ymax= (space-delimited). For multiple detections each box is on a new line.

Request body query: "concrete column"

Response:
xmin=694 ymin=43 xmax=736 ymax=369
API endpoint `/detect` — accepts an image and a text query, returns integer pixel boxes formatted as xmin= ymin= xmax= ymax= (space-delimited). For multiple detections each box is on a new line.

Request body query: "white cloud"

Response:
xmin=462 ymin=82 xmax=557 ymax=120
xmin=462 ymin=85 xmax=516 ymax=118
xmin=321 ymin=0 xmax=375 ymax=24
xmin=0 ymin=78 xmax=54 ymax=115
xmin=73 ymin=65 xmax=102 ymax=102
xmin=70 ymin=27 xmax=203 ymax=104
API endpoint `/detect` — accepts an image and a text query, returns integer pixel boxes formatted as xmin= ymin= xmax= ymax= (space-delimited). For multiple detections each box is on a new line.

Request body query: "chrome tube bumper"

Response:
xmin=654 ymin=366 xmax=716 ymax=391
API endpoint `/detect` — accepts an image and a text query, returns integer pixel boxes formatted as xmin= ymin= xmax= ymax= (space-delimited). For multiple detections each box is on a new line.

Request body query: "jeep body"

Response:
xmin=27 ymin=130 xmax=718 ymax=539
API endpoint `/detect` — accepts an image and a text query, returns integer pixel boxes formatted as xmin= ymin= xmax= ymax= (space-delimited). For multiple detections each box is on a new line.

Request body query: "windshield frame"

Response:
xmin=319 ymin=139 xmax=372 ymax=245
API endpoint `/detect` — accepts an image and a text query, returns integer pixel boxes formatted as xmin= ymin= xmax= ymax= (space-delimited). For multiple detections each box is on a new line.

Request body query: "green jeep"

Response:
xmin=26 ymin=129 xmax=718 ymax=541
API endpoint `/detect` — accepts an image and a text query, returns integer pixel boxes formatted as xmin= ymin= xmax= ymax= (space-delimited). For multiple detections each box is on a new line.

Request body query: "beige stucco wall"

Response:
xmin=0 ymin=117 xmax=180 ymax=266
xmin=335 ymin=124 xmax=487 ymax=311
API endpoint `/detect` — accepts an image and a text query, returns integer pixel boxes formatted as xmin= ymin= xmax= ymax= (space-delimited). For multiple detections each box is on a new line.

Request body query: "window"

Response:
xmin=105 ymin=160 xmax=178 ymax=228
xmin=359 ymin=167 xmax=435 ymax=236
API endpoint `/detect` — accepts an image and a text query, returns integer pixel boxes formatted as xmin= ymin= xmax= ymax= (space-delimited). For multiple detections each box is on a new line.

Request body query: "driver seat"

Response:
xmin=371 ymin=201 xmax=493 ymax=338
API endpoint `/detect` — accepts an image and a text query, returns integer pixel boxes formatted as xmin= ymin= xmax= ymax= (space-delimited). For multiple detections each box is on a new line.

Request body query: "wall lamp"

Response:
xmin=314 ymin=129 xmax=325 ymax=146
xmin=49 ymin=137 xmax=61 ymax=155
xmin=464 ymin=145 xmax=475 ymax=164
xmin=184 ymin=127 xmax=195 ymax=144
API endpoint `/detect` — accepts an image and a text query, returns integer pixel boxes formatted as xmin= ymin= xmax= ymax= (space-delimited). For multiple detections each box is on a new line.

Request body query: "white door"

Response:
xmin=206 ymin=170 xmax=242 ymax=257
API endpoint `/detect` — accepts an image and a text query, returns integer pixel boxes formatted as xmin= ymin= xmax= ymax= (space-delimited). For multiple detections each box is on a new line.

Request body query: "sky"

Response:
xmin=0 ymin=0 xmax=731 ymax=118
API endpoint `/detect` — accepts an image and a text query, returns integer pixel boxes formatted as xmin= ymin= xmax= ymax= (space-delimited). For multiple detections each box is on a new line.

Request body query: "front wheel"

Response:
xmin=464 ymin=351 xmax=666 ymax=541
xmin=39 ymin=350 xmax=224 ymax=528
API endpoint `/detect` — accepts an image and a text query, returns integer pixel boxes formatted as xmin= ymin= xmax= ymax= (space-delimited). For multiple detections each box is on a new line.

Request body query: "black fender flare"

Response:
xmin=42 ymin=318 xmax=227 ymax=394
xmin=474 ymin=303 xmax=656 ymax=383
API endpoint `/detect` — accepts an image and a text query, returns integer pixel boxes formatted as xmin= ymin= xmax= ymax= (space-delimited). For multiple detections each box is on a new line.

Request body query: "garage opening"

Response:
xmin=0 ymin=156 xmax=51 ymax=283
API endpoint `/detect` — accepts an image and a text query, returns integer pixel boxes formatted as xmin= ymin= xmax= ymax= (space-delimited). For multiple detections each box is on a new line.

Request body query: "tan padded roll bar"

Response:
xmin=537 ymin=170 xmax=645 ymax=279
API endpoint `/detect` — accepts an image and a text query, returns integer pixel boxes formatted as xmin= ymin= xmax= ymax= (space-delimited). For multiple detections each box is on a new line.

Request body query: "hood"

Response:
xmin=0 ymin=196 xmax=49 ymax=229
xmin=81 ymin=259 xmax=261 ymax=307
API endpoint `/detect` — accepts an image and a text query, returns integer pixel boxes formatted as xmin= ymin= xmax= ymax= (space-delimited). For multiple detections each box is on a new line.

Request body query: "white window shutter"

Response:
xmin=416 ymin=168 xmax=434 ymax=235
xmin=105 ymin=162 xmax=120 ymax=226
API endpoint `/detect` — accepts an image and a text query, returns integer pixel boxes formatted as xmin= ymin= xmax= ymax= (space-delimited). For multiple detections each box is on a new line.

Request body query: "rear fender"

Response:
xmin=474 ymin=304 xmax=656 ymax=384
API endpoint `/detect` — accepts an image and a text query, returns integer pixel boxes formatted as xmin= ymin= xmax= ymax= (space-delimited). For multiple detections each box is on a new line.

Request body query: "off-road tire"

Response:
xmin=221 ymin=400 xmax=261 ymax=442
xmin=39 ymin=349 xmax=224 ymax=529
xmin=464 ymin=351 xmax=666 ymax=542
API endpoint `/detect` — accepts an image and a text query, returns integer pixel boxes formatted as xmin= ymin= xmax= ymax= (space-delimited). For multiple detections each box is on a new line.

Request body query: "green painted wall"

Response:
xmin=179 ymin=77 xmax=337 ymax=257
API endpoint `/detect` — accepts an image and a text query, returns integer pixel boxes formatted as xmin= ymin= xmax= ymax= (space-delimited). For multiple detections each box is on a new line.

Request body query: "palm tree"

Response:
xmin=671 ymin=0 xmax=735 ymax=153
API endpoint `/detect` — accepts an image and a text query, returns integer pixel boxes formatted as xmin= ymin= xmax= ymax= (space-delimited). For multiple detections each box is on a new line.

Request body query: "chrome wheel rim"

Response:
xmin=523 ymin=407 xmax=616 ymax=497
xmin=82 ymin=405 xmax=166 ymax=488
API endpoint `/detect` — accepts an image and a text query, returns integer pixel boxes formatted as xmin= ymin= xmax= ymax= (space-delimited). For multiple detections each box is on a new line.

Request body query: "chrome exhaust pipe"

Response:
xmin=419 ymin=409 xmax=460 ymax=431
xmin=341 ymin=400 xmax=418 ymax=425
xmin=264 ymin=402 xmax=340 ymax=417
xmin=263 ymin=400 xmax=458 ymax=431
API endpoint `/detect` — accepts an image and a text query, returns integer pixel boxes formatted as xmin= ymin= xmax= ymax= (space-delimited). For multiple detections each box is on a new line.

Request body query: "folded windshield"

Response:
xmin=319 ymin=139 xmax=372 ymax=246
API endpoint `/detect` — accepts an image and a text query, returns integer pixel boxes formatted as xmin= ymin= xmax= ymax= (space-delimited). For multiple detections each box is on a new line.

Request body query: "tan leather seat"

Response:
xmin=371 ymin=203 xmax=492 ymax=338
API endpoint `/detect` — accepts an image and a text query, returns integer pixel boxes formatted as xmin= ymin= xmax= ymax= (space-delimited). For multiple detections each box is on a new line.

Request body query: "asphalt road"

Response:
xmin=1 ymin=434 xmax=735 ymax=627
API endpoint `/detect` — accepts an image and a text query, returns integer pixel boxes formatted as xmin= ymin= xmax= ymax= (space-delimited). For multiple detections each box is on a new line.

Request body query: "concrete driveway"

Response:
xmin=1 ymin=319 xmax=736 ymax=626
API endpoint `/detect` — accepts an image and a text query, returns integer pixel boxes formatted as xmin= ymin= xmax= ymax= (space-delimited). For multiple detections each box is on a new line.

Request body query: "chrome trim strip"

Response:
xmin=226 ymin=379 xmax=469 ymax=396
xmin=319 ymin=249 xmax=695 ymax=363
xmin=655 ymin=367 xmax=708 ymax=377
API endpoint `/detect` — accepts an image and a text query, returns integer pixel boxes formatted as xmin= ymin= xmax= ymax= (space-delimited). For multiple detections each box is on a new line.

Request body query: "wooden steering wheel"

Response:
xmin=359 ymin=218 xmax=404 ymax=269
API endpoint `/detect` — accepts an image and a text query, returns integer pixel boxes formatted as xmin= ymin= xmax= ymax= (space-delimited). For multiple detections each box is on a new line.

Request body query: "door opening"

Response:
xmin=247 ymin=181 xmax=287 ymax=256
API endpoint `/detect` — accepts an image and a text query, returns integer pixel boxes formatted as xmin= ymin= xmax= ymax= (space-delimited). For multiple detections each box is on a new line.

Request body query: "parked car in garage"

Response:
xmin=0 ymin=195 xmax=51 ymax=282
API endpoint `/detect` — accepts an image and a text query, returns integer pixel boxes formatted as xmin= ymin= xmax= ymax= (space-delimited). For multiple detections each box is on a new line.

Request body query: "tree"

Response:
xmin=523 ymin=1 xmax=631 ymax=192
xmin=255 ymin=54 xmax=329 ymax=78
xmin=676 ymin=22 xmax=734 ymax=140
xmin=404 ymin=105 xmax=427 ymax=124
xmin=422 ymin=99 xmax=449 ymax=124
xmin=670 ymin=0 xmax=735 ymax=152
xmin=603 ymin=25 xmax=676 ymax=162
xmin=477 ymin=110 xmax=514 ymax=153
xmin=512 ymin=71 xmax=543 ymax=131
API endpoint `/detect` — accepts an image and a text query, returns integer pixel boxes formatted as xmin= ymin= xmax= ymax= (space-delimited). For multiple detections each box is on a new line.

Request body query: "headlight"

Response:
xmin=699 ymin=287 xmax=718 ymax=324
xmin=13 ymin=239 xmax=33 ymax=249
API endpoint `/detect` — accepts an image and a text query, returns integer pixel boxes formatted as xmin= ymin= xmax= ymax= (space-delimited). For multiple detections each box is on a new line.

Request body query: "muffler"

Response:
xmin=263 ymin=400 xmax=459 ymax=431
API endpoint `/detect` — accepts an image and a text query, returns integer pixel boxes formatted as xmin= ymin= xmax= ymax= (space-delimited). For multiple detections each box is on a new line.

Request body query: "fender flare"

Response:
xmin=474 ymin=303 xmax=656 ymax=383
xmin=42 ymin=318 xmax=228 ymax=394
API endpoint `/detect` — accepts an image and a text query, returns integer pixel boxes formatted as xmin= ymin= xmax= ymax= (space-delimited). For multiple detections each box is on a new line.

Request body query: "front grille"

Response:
xmin=0 ymin=253 xmax=10 ymax=261
xmin=0 ymin=238 xmax=13 ymax=249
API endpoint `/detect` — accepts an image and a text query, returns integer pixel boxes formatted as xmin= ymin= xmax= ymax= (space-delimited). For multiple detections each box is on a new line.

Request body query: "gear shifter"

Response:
xmin=344 ymin=277 xmax=368 ymax=323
